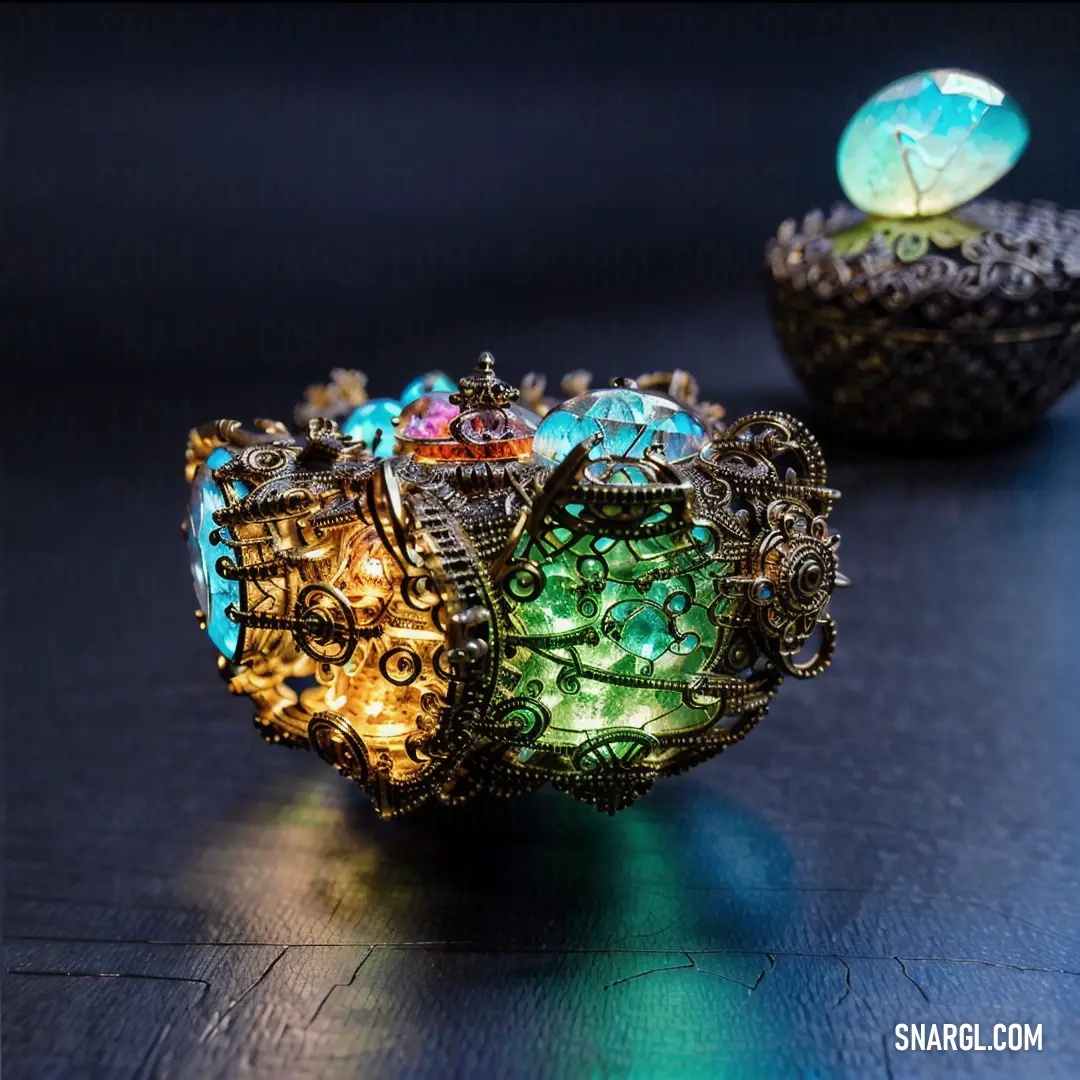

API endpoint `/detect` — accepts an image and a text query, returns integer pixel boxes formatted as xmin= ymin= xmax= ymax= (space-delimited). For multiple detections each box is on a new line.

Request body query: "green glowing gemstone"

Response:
xmin=532 ymin=386 xmax=706 ymax=468
xmin=837 ymin=69 xmax=1029 ymax=218
xmin=506 ymin=514 xmax=726 ymax=749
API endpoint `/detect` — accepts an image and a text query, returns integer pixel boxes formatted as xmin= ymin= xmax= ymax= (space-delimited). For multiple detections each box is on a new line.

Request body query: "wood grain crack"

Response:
xmin=751 ymin=953 xmax=776 ymax=996
xmin=198 ymin=945 xmax=289 ymax=1042
xmin=604 ymin=950 xmax=697 ymax=989
xmin=307 ymin=946 xmax=376 ymax=1027
xmin=608 ymin=916 xmax=680 ymax=945
xmin=606 ymin=951 xmax=775 ymax=993
xmin=8 ymin=939 xmax=1080 ymax=978
xmin=835 ymin=956 xmax=852 ymax=1006
xmin=894 ymin=955 xmax=1080 ymax=977
xmin=895 ymin=957 xmax=930 ymax=1001
xmin=6 ymin=968 xmax=211 ymax=1002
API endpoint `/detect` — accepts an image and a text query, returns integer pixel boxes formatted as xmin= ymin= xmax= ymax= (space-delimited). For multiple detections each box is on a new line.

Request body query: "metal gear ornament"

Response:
xmin=183 ymin=354 xmax=847 ymax=816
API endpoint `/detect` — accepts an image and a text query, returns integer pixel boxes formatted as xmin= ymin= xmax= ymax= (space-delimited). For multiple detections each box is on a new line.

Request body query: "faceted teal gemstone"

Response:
xmin=399 ymin=371 xmax=457 ymax=407
xmin=187 ymin=447 xmax=248 ymax=658
xmin=207 ymin=446 xmax=236 ymax=471
xmin=532 ymin=387 xmax=706 ymax=470
xmin=342 ymin=398 xmax=400 ymax=457
xmin=837 ymin=69 xmax=1029 ymax=218
xmin=604 ymin=600 xmax=674 ymax=661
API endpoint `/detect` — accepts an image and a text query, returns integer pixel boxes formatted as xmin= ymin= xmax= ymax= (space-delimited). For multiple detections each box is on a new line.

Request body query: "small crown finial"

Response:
xmin=450 ymin=351 xmax=519 ymax=411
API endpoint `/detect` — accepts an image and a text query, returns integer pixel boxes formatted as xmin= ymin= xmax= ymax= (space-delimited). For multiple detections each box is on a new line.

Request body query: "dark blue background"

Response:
xmin=7 ymin=2 xmax=1080 ymax=395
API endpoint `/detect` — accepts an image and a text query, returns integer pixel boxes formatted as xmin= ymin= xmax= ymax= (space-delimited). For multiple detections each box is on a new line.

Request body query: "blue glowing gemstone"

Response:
xmin=187 ymin=447 xmax=248 ymax=658
xmin=342 ymin=398 xmax=401 ymax=457
xmin=837 ymin=69 xmax=1029 ymax=218
xmin=399 ymin=371 xmax=457 ymax=407
xmin=532 ymin=387 xmax=706 ymax=469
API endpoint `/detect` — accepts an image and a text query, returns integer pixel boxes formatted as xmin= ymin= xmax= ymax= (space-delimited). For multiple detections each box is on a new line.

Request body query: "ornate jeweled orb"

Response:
xmin=766 ymin=70 xmax=1080 ymax=448
xmin=838 ymin=69 xmax=1029 ymax=218
xmin=183 ymin=355 xmax=845 ymax=815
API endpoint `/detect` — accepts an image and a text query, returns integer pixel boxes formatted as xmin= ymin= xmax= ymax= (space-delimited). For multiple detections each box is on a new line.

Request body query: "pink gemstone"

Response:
xmin=401 ymin=396 xmax=460 ymax=440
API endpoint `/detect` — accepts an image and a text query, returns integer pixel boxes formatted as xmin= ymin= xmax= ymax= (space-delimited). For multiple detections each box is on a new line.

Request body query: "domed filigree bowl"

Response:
xmin=765 ymin=200 xmax=1080 ymax=449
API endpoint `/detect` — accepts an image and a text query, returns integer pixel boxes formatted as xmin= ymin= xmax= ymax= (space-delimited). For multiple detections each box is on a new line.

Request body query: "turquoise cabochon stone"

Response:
xmin=532 ymin=387 xmax=706 ymax=471
xmin=399 ymin=371 xmax=457 ymax=407
xmin=342 ymin=398 xmax=401 ymax=458
xmin=837 ymin=69 xmax=1029 ymax=218
xmin=187 ymin=447 xmax=249 ymax=658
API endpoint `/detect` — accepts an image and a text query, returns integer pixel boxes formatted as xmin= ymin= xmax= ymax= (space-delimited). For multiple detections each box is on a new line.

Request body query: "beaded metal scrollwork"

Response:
xmin=765 ymin=198 xmax=1080 ymax=445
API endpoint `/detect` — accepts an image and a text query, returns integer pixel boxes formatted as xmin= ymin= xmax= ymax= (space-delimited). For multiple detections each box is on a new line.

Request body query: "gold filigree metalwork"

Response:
xmin=294 ymin=368 xmax=371 ymax=428
xmin=184 ymin=355 xmax=844 ymax=815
